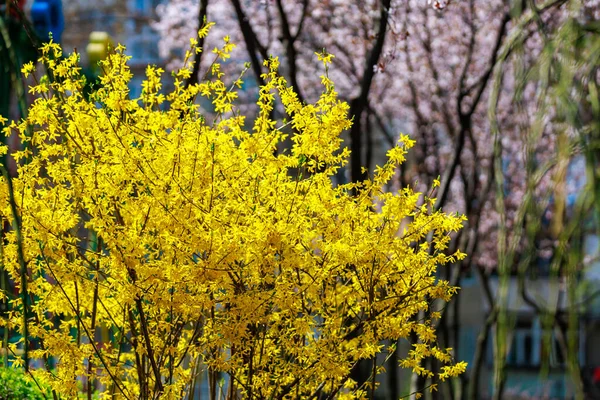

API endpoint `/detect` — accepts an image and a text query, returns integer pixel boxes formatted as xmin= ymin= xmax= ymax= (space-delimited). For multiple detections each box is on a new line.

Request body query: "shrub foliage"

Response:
xmin=0 ymin=363 xmax=50 ymax=400
xmin=0 ymin=27 xmax=466 ymax=399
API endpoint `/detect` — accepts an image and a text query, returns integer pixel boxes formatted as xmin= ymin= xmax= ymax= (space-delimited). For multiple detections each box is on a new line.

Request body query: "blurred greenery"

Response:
xmin=0 ymin=363 xmax=50 ymax=400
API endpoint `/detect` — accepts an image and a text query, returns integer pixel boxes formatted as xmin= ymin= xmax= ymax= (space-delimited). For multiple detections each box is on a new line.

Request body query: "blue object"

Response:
xmin=30 ymin=0 xmax=64 ymax=43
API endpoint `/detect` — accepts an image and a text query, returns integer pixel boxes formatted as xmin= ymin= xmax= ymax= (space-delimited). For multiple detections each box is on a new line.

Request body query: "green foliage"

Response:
xmin=0 ymin=365 xmax=49 ymax=400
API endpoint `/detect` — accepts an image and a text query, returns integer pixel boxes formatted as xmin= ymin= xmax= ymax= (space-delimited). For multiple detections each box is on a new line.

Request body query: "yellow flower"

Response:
xmin=316 ymin=50 xmax=335 ymax=65
xmin=21 ymin=61 xmax=35 ymax=78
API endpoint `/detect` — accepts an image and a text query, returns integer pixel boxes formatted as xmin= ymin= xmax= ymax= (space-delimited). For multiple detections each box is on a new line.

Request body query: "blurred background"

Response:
xmin=2 ymin=0 xmax=600 ymax=399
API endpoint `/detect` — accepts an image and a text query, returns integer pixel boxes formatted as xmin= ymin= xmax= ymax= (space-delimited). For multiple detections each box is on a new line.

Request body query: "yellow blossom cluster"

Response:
xmin=0 ymin=28 xmax=466 ymax=399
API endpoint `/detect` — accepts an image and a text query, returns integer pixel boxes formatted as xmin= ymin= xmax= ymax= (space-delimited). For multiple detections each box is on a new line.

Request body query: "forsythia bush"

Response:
xmin=0 ymin=26 xmax=467 ymax=399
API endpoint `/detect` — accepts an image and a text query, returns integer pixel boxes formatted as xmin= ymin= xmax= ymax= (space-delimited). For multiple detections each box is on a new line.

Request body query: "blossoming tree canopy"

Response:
xmin=0 ymin=30 xmax=466 ymax=399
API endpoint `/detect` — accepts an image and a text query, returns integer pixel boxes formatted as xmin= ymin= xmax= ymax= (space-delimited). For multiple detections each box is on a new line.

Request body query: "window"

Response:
xmin=506 ymin=318 xmax=541 ymax=367
xmin=130 ymin=0 xmax=163 ymax=15
xmin=486 ymin=316 xmax=584 ymax=369
xmin=125 ymin=25 xmax=161 ymax=64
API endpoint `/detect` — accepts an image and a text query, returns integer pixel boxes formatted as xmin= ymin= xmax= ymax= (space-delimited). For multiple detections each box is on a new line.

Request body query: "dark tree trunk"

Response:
xmin=185 ymin=0 xmax=209 ymax=88
xmin=349 ymin=0 xmax=391 ymax=184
